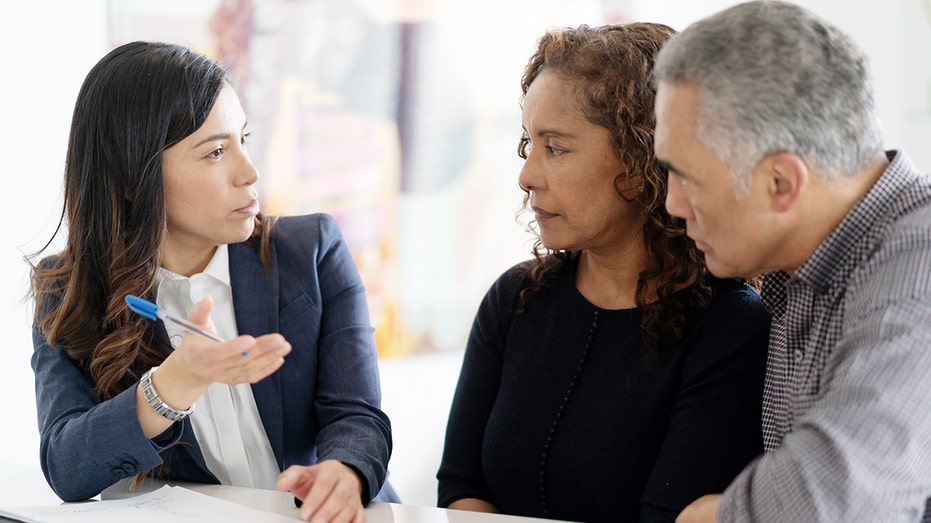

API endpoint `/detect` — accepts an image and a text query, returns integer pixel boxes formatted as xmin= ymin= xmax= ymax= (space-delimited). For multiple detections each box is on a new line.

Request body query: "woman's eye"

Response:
xmin=207 ymin=147 xmax=224 ymax=159
xmin=241 ymin=132 xmax=251 ymax=147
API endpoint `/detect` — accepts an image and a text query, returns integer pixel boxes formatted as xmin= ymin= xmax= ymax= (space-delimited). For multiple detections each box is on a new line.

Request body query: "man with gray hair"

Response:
xmin=652 ymin=1 xmax=931 ymax=521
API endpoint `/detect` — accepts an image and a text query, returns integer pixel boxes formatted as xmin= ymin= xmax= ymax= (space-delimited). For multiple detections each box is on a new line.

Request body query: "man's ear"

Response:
xmin=762 ymin=152 xmax=808 ymax=213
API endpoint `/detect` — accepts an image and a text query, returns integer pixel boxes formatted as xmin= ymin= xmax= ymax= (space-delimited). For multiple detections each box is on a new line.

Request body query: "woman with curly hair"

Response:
xmin=437 ymin=23 xmax=769 ymax=522
xmin=29 ymin=41 xmax=393 ymax=522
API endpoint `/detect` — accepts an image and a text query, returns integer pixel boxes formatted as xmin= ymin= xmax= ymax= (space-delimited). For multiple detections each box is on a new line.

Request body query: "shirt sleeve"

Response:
xmin=32 ymin=319 xmax=183 ymax=502
xmin=436 ymin=267 xmax=523 ymax=508
xmin=720 ymin=243 xmax=931 ymax=521
xmin=639 ymin=282 xmax=769 ymax=522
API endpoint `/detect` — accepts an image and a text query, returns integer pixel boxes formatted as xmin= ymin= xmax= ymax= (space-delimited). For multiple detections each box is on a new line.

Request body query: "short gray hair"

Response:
xmin=654 ymin=0 xmax=883 ymax=190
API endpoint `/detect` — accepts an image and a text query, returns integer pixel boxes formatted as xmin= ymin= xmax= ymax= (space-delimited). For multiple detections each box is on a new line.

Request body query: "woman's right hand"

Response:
xmin=135 ymin=296 xmax=291 ymax=437
xmin=171 ymin=295 xmax=292 ymax=388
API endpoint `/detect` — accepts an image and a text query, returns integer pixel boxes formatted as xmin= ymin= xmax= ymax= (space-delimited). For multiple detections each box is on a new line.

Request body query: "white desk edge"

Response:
xmin=97 ymin=481 xmax=566 ymax=523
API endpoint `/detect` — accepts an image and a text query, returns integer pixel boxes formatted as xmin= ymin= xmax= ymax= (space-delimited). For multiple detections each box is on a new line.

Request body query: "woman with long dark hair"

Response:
xmin=30 ymin=41 xmax=391 ymax=522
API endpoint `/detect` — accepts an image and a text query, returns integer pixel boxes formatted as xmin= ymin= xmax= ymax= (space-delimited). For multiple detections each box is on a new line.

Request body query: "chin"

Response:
xmin=705 ymin=257 xmax=741 ymax=279
xmin=244 ymin=216 xmax=259 ymax=233
xmin=541 ymin=242 xmax=571 ymax=253
xmin=230 ymin=223 xmax=257 ymax=244
xmin=538 ymin=234 xmax=570 ymax=253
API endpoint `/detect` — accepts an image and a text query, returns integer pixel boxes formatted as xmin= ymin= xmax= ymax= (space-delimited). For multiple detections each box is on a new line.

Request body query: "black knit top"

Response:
xmin=438 ymin=256 xmax=769 ymax=522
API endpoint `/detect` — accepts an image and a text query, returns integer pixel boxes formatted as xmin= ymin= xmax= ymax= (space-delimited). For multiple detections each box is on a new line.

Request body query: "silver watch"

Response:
xmin=140 ymin=366 xmax=195 ymax=422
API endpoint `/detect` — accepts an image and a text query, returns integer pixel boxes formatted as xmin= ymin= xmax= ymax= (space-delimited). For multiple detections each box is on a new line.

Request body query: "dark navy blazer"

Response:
xmin=32 ymin=214 xmax=392 ymax=503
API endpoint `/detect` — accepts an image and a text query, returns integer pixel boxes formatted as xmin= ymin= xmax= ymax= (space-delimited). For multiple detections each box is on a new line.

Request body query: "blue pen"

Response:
xmin=125 ymin=294 xmax=231 ymax=345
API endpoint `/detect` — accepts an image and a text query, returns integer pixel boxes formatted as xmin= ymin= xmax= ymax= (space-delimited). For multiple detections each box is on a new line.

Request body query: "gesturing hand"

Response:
xmin=277 ymin=460 xmax=366 ymax=523
xmin=175 ymin=296 xmax=291 ymax=387
xmin=137 ymin=296 xmax=291 ymax=438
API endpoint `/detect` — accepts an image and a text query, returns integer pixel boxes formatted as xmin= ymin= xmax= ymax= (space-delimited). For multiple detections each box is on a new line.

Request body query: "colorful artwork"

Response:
xmin=108 ymin=0 xmax=625 ymax=357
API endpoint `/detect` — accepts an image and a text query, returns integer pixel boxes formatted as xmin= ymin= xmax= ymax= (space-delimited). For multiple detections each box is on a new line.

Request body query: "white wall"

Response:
xmin=633 ymin=0 xmax=931 ymax=169
xmin=1 ymin=0 xmax=928 ymax=509
xmin=0 ymin=0 xmax=109 ymax=506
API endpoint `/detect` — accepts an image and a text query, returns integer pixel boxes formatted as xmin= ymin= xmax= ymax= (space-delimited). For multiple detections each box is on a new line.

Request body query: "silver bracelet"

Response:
xmin=139 ymin=366 xmax=195 ymax=422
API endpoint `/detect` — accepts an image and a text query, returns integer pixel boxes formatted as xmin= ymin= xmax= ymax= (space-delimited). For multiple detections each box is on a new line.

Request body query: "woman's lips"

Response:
xmin=531 ymin=206 xmax=557 ymax=221
xmin=235 ymin=199 xmax=260 ymax=215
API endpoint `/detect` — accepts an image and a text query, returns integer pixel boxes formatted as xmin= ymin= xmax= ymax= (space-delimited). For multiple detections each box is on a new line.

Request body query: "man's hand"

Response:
xmin=676 ymin=494 xmax=721 ymax=523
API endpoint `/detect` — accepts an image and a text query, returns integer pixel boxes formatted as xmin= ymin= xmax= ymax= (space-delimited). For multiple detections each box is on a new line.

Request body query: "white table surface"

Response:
xmin=0 ymin=463 xmax=566 ymax=522
xmin=97 ymin=481 xmax=565 ymax=523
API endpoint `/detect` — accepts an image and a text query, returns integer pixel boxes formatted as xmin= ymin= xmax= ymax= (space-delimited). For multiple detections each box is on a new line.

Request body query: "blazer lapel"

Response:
xmin=228 ymin=241 xmax=285 ymax=469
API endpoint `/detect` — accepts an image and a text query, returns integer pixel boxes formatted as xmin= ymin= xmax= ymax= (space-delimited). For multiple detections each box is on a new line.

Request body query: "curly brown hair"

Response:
xmin=517 ymin=23 xmax=711 ymax=350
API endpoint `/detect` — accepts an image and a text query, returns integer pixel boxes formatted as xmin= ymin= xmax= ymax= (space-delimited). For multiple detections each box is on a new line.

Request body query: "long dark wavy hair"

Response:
xmin=29 ymin=41 xmax=276 ymax=403
xmin=517 ymin=24 xmax=711 ymax=350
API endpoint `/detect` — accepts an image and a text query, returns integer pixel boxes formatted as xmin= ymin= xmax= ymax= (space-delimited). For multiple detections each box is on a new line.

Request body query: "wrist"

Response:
xmin=146 ymin=355 xmax=211 ymax=411
xmin=140 ymin=367 xmax=195 ymax=421
xmin=158 ymin=351 xmax=212 ymax=391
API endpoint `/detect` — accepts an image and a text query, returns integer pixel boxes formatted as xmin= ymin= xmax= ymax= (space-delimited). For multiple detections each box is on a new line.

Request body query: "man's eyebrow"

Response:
xmin=657 ymin=159 xmax=687 ymax=177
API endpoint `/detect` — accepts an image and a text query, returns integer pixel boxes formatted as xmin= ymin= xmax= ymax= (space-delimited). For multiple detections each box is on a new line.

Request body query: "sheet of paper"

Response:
xmin=0 ymin=485 xmax=300 ymax=523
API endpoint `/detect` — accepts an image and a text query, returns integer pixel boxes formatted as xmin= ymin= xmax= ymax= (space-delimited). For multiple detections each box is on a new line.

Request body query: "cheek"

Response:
xmin=165 ymin=176 xmax=216 ymax=209
xmin=691 ymin=190 xmax=726 ymax=222
xmin=163 ymin=191 xmax=190 ymax=222
xmin=703 ymin=205 xmax=747 ymax=248
xmin=164 ymin=180 xmax=212 ymax=225
xmin=164 ymin=199 xmax=195 ymax=231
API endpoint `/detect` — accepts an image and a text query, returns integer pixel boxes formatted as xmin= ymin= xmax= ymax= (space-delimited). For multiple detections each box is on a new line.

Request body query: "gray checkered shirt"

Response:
xmin=719 ymin=151 xmax=931 ymax=522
